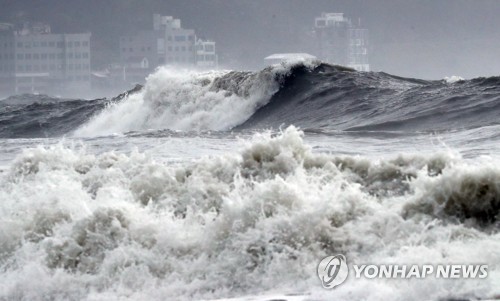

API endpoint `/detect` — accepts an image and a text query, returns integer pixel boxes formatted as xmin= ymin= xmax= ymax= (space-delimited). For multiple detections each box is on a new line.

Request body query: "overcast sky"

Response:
xmin=1 ymin=0 xmax=499 ymax=79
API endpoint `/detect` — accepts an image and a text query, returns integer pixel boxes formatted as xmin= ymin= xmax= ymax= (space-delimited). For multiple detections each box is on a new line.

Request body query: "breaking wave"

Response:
xmin=1 ymin=61 xmax=500 ymax=138
xmin=73 ymin=60 xmax=317 ymax=136
xmin=0 ymin=127 xmax=499 ymax=300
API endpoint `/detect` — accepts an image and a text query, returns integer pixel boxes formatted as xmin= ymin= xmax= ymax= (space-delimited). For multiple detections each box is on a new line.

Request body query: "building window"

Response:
xmin=49 ymin=54 xmax=56 ymax=59
xmin=17 ymin=65 xmax=23 ymax=71
xmin=26 ymin=65 xmax=32 ymax=71
xmin=181 ymin=46 xmax=186 ymax=51
xmin=49 ymin=41 xmax=55 ymax=47
xmin=33 ymin=54 xmax=39 ymax=60
xmin=24 ymin=42 xmax=31 ymax=48
xmin=57 ymin=42 xmax=64 ymax=48
xmin=68 ymin=64 xmax=73 ymax=70
xmin=82 ymin=53 xmax=89 ymax=58
xmin=33 ymin=41 xmax=39 ymax=47
xmin=175 ymin=35 xmax=186 ymax=42
xmin=41 ymin=53 xmax=47 ymax=59
xmin=25 ymin=54 xmax=32 ymax=59
xmin=122 ymin=48 xmax=126 ymax=52
xmin=316 ymin=20 xmax=326 ymax=27
xmin=17 ymin=77 xmax=32 ymax=83
xmin=157 ymin=38 xmax=165 ymax=54
xmin=129 ymin=48 xmax=133 ymax=52
xmin=174 ymin=47 xmax=179 ymax=51
xmin=82 ymin=41 xmax=89 ymax=47
xmin=67 ymin=41 xmax=73 ymax=47
xmin=16 ymin=54 xmax=23 ymax=60
xmin=75 ymin=53 xmax=81 ymax=59
xmin=57 ymin=53 xmax=64 ymax=59
xmin=75 ymin=41 xmax=80 ymax=47
xmin=17 ymin=42 xmax=23 ymax=48
xmin=50 ymin=64 xmax=55 ymax=70
xmin=34 ymin=65 xmax=39 ymax=71
xmin=41 ymin=65 xmax=47 ymax=71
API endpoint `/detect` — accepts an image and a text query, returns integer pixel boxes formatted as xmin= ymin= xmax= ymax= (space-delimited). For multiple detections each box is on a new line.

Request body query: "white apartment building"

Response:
xmin=117 ymin=14 xmax=218 ymax=86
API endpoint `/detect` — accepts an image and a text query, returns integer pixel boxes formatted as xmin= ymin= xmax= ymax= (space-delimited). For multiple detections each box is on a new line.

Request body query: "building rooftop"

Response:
xmin=264 ymin=53 xmax=317 ymax=61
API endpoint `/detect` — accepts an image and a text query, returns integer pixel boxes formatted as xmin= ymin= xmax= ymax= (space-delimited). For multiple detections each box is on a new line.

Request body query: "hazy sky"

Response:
xmin=1 ymin=0 xmax=499 ymax=79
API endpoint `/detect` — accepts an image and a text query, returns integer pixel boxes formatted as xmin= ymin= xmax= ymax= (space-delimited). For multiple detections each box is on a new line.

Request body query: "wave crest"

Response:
xmin=74 ymin=61 xmax=318 ymax=136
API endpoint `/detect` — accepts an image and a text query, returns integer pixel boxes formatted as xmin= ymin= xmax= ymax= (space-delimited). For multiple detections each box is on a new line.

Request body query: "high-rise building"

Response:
xmin=313 ymin=13 xmax=369 ymax=71
xmin=116 ymin=14 xmax=218 ymax=86
xmin=0 ymin=22 xmax=91 ymax=95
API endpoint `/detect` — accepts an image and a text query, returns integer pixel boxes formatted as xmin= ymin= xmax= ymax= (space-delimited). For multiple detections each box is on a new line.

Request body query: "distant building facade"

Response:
xmin=115 ymin=14 xmax=218 ymax=87
xmin=195 ymin=39 xmax=217 ymax=69
xmin=313 ymin=13 xmax=369 ymax=71
xmin=0 ymin=22 xmax=91 ymax=95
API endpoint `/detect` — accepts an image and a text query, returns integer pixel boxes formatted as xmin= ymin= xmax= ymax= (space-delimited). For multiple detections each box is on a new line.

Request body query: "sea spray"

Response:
xmin=1 ymin=127 xmax=499 ymax=300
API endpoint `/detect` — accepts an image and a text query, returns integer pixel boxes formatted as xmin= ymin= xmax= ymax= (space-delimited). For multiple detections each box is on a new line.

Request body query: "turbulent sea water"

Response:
xmin=1 ymin=61 xmax=500 ymax=301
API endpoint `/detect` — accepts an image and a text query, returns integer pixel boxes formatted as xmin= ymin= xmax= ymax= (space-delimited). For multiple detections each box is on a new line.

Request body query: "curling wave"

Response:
xmin=1 ymin=61 xmax=500 ymax=138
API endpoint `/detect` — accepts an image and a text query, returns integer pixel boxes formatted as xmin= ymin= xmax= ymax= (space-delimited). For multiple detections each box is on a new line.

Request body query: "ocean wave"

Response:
xmin=1 ymin=126 xmax=499 ymax=300
xmin=1 ymin=61 xmax=500 ymax=138
xmin=73 ymin=60 xmax=318 ymax=137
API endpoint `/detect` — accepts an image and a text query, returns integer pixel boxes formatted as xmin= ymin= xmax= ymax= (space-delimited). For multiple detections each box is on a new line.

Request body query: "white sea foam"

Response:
xmin=1 ymin=126 xmax=499 ymax=300
xmin=444 ymin=75 xmax=465 ymax=83
xmin=74 ymin=60 xmax=318 ymax=137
